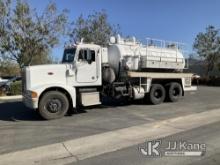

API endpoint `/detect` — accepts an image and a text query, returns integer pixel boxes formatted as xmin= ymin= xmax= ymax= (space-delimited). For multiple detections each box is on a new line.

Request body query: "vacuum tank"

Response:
xmin=107 ymin=35 xmax=186 ymax=75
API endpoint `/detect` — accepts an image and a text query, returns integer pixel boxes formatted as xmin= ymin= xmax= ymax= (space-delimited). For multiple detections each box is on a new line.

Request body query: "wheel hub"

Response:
xmin=154 ymin=90 xmax=162 ymax=99
xmin=173 ymin=88 xmax=180 ymax=96
xmin=47 ymin=99 xmax=62 ymax=113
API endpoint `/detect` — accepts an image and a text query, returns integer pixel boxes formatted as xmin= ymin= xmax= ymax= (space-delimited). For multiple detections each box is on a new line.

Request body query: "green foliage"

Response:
xmin=10 ymin=81 xmax=22 ymax=95
xmin=0 ymin=60 xmax=20 ymax=76
xmin=70 ymin=10 xmax=120 ymax=46
xmin=0 ymin=0 xmax=68 ymax=68
xmin=0 ymin=88 xmax=5 ymax=96
xmin=193 ymin=25 xmax=220 ymax=76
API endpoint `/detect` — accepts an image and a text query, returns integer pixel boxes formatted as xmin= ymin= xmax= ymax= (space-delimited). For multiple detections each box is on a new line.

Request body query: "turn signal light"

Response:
xmin=31 ymin=91 xmax=38 ymax=98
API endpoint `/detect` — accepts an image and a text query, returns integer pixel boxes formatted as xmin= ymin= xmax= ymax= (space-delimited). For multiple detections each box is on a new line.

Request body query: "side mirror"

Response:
xmin=67 ymin=69 xmax=74 ymax=77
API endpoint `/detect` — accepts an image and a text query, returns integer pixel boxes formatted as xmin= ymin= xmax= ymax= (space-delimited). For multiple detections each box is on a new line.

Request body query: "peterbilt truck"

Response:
xmin=22 ymin=35 xmax=197 ymax=120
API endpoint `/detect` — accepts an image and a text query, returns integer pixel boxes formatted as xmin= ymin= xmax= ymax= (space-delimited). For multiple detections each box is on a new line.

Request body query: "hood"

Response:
xmin=25 ymin=64 xmax=69 ymax=89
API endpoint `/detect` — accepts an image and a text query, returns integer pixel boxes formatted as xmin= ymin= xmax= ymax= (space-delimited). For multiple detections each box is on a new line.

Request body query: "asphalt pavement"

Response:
xmin=0 ymin=86 xmax=219 ymax=156
xmin=69 ymin=121 xmax=220 ymax=165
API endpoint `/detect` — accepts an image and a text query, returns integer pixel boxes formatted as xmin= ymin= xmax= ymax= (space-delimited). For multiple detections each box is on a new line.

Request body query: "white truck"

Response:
xmin=22 ymin=35 xmax=196 ymax=120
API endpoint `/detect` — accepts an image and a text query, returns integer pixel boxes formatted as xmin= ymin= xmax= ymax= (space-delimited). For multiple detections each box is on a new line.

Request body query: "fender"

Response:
xmin=30 ymin=83 xmax=76 ymax=108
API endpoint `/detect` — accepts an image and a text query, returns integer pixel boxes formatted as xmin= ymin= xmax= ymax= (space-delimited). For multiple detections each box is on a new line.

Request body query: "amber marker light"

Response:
xmin=31 ymin=91 xmax=38 ymax=98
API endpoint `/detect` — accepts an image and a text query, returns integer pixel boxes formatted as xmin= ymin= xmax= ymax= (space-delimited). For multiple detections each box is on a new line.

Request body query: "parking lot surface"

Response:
xmin=0 ymin=86 xmax=219 ymax=154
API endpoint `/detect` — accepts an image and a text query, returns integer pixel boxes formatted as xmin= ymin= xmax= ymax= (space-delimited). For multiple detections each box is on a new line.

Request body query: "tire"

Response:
xmin=167 ymin=82 xmax=182 ymax=102
xmin=149 ymin=84 xmax=166 ymax=105
xmin=38 ymin=91 xmax=69 ymax=120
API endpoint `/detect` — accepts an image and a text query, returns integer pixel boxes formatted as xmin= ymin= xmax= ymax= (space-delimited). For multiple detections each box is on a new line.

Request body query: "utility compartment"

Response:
xmin=80 ymin=92 xmax=101 ymax=106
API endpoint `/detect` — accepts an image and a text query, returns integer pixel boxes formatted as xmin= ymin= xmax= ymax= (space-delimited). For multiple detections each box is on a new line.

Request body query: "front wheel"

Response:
xmin=38 ymin=91 xmax=69 ymax=120
xmin=149 ymin=84 xmax=166 ymax=105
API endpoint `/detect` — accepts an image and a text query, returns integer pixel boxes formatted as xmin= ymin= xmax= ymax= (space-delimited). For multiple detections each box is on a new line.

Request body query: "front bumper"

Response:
xmin=22 ymin=95 xmax=38 ymax=109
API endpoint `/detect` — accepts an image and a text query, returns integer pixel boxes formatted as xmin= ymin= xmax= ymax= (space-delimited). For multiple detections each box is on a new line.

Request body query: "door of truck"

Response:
xmin=76 ymin=48 xmax=98 ymax=83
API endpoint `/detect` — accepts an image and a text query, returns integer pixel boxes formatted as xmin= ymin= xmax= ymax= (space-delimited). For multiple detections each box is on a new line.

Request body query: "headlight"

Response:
xmin=26 ymin=90 xmax=38 ymax=98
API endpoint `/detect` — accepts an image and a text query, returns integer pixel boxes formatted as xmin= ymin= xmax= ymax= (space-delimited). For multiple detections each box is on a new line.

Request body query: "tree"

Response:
xmin=70 ymin=10 xmax=120 ymax=46
xmin=193 ymin=25 xmax=220 ymax=77
xmin=0 ymin=60 xmax=20 ymax=76
xmin=0 ymin=0 xmax=68 ymax=69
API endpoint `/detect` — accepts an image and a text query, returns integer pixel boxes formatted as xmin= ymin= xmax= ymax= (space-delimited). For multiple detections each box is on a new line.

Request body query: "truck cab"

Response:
xmin=62 ymin=44 xmax=103 ymax=86
xmin=22 ymin=43 xmax=105 ymax=119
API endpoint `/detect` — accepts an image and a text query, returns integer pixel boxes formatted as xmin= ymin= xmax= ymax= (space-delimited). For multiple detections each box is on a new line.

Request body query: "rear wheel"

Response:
xmin=149 ymin=84 xmax=166 ymax=105
xmin=38 ymin=91 xmax=69 ymax=120
xmin=167 ymin=82 xmax=182 ymax=102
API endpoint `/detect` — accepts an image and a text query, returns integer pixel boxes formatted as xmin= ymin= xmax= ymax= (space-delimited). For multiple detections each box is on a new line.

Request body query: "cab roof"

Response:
xmin=65 ymin=43 xmax=101 ymax=50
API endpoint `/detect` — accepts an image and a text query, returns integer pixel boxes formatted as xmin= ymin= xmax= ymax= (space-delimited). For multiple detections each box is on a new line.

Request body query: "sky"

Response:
xmin=26 ymin=0 xmax=220 ymax=60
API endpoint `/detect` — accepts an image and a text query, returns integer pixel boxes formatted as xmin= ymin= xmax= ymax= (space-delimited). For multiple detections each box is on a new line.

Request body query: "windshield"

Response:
xmin=62 ymin=48 xmax=76 ymax=63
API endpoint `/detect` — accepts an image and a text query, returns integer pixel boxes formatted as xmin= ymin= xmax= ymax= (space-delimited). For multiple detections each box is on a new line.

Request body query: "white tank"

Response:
xmin=108 ymin=35 xmax=185 ymax=74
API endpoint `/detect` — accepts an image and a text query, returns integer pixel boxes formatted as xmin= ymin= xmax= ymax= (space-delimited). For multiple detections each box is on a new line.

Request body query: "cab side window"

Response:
xmin=78 ymin=49 xmax=96 ymax=64
xmin=88 ymin=50 xmax=95 ymax=62
xmin=78 ymin=49 xmax=87 ymax=60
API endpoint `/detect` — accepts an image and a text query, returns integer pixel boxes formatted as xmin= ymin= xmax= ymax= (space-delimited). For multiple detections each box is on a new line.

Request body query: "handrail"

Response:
xmin=145 ymin=37 xmax=185 ymax=48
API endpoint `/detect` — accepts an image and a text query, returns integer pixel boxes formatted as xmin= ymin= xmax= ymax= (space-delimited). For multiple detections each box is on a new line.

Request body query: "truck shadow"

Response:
xmin=100 ymin=97 xmax=152 ymax=107
xmin=0 ymin=98 xmax=158 ymax=122
xmin=0 ymin=101 xmax=42 ymax=121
